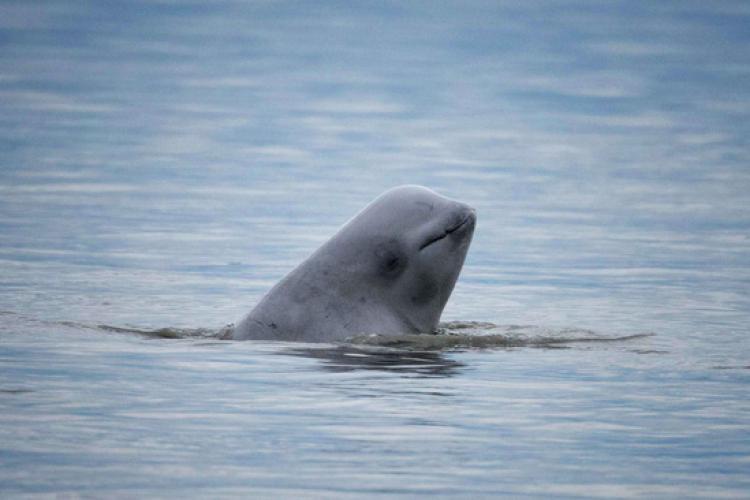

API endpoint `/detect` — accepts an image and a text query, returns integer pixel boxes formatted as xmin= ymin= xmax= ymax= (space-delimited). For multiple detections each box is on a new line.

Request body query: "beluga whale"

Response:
xmin=231 ymin=185 xmax=476 ymax=342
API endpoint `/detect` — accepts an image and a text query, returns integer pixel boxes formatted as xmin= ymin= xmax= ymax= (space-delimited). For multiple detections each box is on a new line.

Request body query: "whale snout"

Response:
xmin=449 ymin=205 xmax=476 ymax=240
xmin=448 ymin=201 xmax=476 ymax=232
xmin=419 ymin=204 xmax=476 ymax=251
xmin=447 ymin=207 xmax=474 ymax=232
xmin=456 ymin=204 xmax=476 ymax=227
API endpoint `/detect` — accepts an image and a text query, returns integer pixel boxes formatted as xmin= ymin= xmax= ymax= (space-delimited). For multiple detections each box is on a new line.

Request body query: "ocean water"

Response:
xmin=1 ymin=1 xmax=749 ymax=497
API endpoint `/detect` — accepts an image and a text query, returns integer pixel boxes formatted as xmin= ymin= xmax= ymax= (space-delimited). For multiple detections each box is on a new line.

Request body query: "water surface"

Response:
xmin=1 ymin=1 xmax=749 ymax=497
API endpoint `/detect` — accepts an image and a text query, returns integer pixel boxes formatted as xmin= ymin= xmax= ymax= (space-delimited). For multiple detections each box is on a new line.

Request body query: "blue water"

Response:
xmin=1 ymin=1 xmax=749 ymax=497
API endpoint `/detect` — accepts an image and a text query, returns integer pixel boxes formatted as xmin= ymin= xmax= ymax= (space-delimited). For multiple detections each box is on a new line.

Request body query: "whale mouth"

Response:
xmin=419 ymin=213 xmax=474 ymax=251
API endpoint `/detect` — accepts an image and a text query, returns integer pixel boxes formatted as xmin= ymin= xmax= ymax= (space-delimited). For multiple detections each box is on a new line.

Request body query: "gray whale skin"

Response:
xmin=231 ymin=185 xmax=476 ymax=342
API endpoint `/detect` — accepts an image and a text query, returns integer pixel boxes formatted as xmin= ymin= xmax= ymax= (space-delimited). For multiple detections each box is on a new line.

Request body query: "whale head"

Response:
xmin=235 ymin=185 xmax=476 ymax=341
xmin=330 ymin=185 xmax=476 ymax=334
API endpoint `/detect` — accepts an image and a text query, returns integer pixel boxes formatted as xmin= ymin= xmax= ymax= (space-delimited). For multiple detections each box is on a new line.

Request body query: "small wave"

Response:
xmin=92 ymin=324 xmax=230 ymax=339
xmin=9 ymin=312 xmax=652 ymax=349
xmin=0 ymin=311 xmax=225 ymax=339
xmin=346 ymin=321 xmax=654 ymax=350
xmin=87 ymin=320 xmax=654 ymax=349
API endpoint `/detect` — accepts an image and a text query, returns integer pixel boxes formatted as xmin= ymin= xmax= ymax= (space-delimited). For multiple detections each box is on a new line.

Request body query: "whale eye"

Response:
xmin=374 ymin=242 xmax=407 ymax=279
xmin=384 ymin=254 xmax=400 ymax=272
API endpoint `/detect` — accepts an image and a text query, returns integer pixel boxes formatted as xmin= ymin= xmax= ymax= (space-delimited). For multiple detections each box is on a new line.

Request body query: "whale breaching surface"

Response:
xmin=231 ymin=185 xmax=476 ymax=342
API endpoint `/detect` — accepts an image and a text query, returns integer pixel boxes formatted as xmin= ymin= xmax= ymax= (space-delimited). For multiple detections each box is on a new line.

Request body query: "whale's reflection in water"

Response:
xmin=281 ymin=345 xmax=464 ymax=377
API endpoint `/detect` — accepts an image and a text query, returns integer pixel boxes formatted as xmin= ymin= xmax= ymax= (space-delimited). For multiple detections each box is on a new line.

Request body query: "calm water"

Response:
xmin=1 ymin=1 xmax=749 ymax=497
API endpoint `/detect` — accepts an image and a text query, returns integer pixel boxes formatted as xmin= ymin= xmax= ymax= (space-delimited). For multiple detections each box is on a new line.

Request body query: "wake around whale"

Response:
xmin=230 ymin=185 xmax=476 ymax=342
